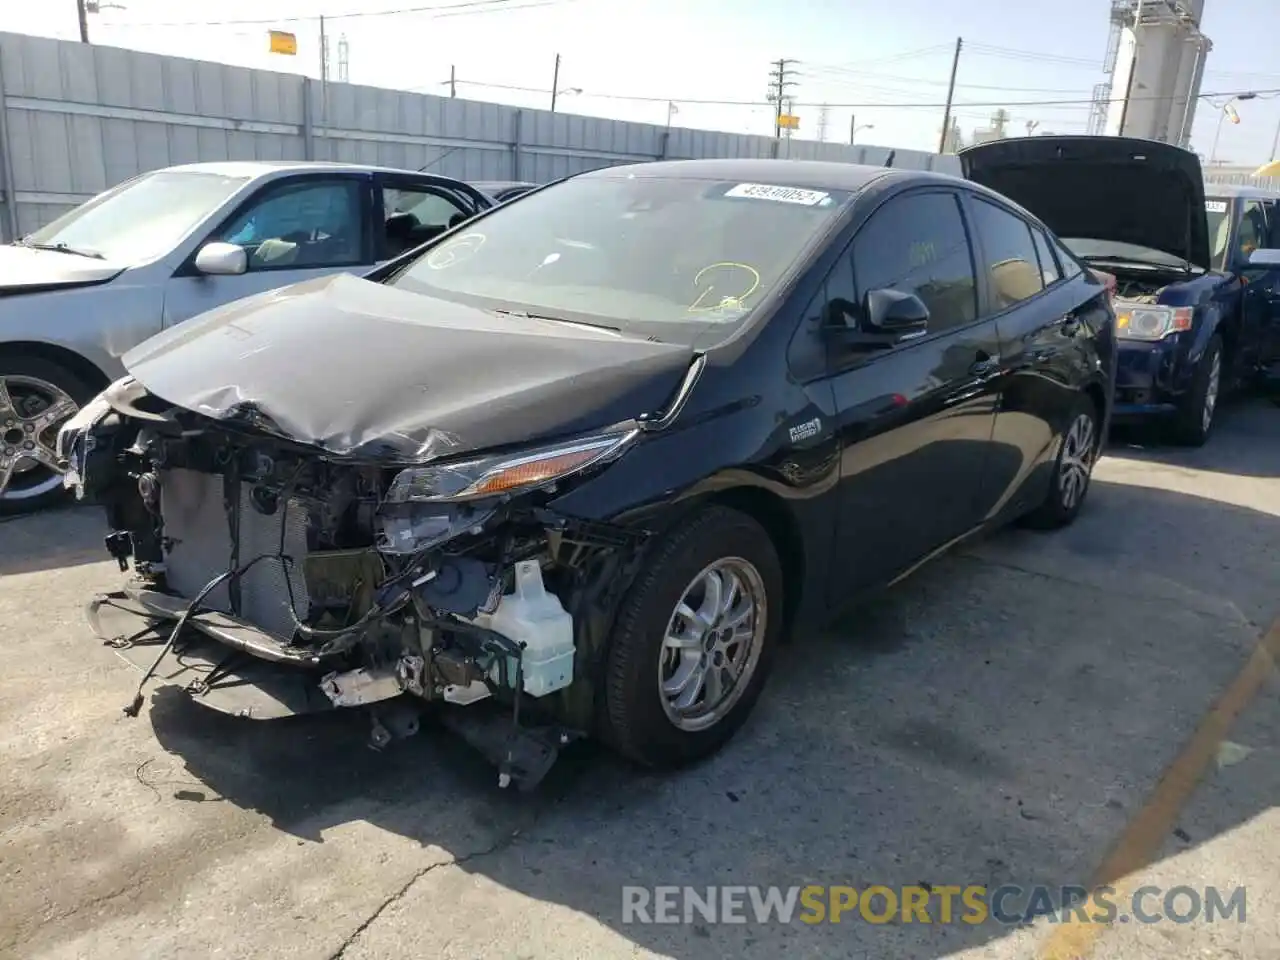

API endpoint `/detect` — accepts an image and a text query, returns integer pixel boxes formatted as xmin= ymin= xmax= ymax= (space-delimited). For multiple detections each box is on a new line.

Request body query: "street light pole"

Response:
xmin=1209 ymin=92 xmax=1257 ymax=167
xmin=550 ymin=53 xmax=561 ymax=112
xmin=78 ymin=0 xmax=127 ymax=43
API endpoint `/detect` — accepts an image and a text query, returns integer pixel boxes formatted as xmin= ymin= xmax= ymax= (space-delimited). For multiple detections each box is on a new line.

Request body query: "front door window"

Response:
xmin=218 ymin=179 xmax=364 ymax=270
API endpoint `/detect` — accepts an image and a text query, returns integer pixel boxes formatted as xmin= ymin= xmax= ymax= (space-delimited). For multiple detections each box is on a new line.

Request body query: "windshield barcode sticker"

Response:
xmin=1205 ymin=200 xmax=1228 ymax=213
xmin=724 ymin=183 xmax=831 ymax=206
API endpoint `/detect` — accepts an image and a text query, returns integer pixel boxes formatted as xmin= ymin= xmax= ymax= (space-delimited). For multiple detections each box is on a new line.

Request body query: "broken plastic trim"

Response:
xmin=102 ymin=376 xmax=175 ymax=423
xmin=638 ymin=353 xmax=705 ymax=431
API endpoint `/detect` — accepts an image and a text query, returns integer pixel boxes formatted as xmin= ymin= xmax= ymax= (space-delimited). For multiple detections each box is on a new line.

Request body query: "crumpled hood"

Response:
xmin=123 ymin=272 xmax=696 ymax=461
xmin=0 ymin=244 xmax=125 ymax=291
xmin=958 ymin=135 xmax=1210 ymax=269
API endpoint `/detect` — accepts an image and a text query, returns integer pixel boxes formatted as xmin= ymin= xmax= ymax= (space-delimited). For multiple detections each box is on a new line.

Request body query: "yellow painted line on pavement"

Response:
xmin=1039 ymin=615 xmax=1280 ymax=960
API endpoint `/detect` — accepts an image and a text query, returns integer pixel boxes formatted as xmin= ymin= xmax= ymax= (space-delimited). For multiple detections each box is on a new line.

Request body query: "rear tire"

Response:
xmin=0 ymin=355 xmax=92 ymax=515
xmin=1172 ymin=335 xmax=1222 ymax=447
xmin=602 ymin=506 xmax=784 ymax=769
xmin=1020 ymin=394 xmax=1100 ymax=531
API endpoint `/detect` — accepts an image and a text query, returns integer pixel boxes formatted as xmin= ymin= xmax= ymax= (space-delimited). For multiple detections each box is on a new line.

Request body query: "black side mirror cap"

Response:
xmin=863 ymin=288 xmax=930 ymax=337
xmin=822 ymin=289 xmax=929 ymax=351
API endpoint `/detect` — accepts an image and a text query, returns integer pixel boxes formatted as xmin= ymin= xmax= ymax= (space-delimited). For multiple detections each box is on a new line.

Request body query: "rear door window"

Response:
xmin=381 ymin=184 xmax=470 ymax=259
xmin=969 ymin=197 xmax=1045 ymax=312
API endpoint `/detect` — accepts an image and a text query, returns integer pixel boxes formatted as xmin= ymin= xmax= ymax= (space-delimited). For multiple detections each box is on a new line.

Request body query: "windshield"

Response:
xmin=23 ymin=170 xmax=251 ymax=264
xmin=388 ymin=174 xmax=851 ymax=345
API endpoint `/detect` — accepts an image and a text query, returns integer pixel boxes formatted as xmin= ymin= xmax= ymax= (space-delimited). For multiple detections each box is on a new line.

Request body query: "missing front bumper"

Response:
xmin=87 ymin=590 xmax=584 ymax=790
xmin=88 ymin=591 xmax=337 ymax=719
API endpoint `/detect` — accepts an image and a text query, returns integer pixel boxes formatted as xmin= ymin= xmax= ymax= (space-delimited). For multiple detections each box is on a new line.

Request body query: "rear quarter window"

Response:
xmin=1054 ymin=239 xmax=1084 ymax=279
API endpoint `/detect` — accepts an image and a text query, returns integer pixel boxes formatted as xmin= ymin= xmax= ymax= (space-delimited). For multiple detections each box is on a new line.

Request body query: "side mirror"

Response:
xmin=193 ymin=242 xmax=248 ymax=276
xmin=822 ymin=289 xmax=929 ymax=352
xmin=863 ymin=288 xmax=930 ymax=338
xmin=1247 ymin=247 xmax=1280 ymax=268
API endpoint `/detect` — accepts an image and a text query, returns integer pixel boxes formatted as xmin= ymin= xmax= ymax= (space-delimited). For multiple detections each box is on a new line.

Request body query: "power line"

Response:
xmin=98 ymin=0 xmax=577 ymax=29
xmin=449 ymin=78 xmax=1280 ymax=111
xmin=799 ymin=64 xmax=1099 ymax=95
xmin=964 ymin=42 xmax=1102 ymax=69
xmin=820 ymin=43 xmax=954 ymax=70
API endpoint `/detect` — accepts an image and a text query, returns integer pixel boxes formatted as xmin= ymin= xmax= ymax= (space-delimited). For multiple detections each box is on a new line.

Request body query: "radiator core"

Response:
xmin=160 ymin=468 xmax=311 ymax=639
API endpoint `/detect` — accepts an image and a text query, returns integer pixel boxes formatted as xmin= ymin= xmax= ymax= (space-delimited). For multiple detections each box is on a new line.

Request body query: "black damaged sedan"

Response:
xmin=57 ymin=159 xmax=1116 ymax=789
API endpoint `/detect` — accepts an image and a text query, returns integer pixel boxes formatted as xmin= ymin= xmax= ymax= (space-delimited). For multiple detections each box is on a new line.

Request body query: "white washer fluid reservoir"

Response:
xmin=473 ymin=559 xmax=575 ymax=697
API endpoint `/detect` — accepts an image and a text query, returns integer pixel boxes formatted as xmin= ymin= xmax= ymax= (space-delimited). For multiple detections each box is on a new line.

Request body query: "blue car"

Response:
xmin=961 ymin=136 xmax=1280 ymax=445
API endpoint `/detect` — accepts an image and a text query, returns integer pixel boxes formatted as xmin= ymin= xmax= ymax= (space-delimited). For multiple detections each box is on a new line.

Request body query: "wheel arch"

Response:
xmin=1083 ymin=380 xmax=1108 ymax=444
xmin=703 ymin=485 xmax=807 ymax=643
xmin=0 ymin=341 xmax=112 ymax=394
xmin=1194 ymin=304 xmax=1232 ymax=366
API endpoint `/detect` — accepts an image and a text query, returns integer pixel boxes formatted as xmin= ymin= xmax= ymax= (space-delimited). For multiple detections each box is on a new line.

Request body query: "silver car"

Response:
xmin=0 ymin=160 xmax=492 ymax=511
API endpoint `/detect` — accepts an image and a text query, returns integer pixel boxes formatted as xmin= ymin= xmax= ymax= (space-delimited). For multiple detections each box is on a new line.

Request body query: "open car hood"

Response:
xmin=122 ymin=273 xmax=696 ymax=462
xmin=958 ymin=135 xmax=1210 ymax=270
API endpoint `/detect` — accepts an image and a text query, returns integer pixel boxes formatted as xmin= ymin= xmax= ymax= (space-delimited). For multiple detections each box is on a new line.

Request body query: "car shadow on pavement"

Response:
xmin=139 ymin=468 xmax=1280 ymax=959
xmin=1107 ymin=396 xmax=1280 ymax=479
xmin=0 ymin=503 xmax=107 ymax=576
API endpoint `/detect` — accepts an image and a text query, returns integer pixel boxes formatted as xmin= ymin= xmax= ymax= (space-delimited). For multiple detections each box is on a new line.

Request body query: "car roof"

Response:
xmin=1203 ymin=182 xmax=1280 ymax=200
xmin=159 ymin=160 xmax=460 ymax=180
xmin=472 ymin=180 xmax=537 ymax=192
xmin=576 ymin=158 xmax=957 ymax=193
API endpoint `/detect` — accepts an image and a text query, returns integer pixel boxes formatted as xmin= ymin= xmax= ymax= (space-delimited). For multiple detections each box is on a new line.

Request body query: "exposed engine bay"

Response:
xmin=57 ymin=374 xmax=680 ymax=791
xmin=1114 ymin=276 xmax=1168 ymax=303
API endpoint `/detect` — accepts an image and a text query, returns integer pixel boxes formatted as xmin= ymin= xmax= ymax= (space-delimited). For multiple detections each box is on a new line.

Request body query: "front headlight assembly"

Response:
xmin=377 ymin=429 xmax=640 ymax=555
xmin=1114 ymin=301 xmax=1193 ymax=341
xmin=384 ymin=429 xmax=640 ymax=504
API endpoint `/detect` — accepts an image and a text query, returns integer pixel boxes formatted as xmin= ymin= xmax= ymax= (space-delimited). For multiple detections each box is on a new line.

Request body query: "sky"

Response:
xmin=3 ymin=0 xmax=1280 ymax=166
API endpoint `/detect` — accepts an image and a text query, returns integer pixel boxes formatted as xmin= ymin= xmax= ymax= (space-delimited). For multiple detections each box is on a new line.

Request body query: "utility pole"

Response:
xmin=76 ymin=0 xmax=90 ymax=42
xmin=937 ymin=36 xmax=962 ymax=154
xmin=449 ymin=64 xmax=457 ymax=98
xmin=767 ymin=58 xmax=798 ymax=141
xmin=550 ymin=53 xmax=561 ymax=112
xmin=318 ymin=16 xmax=328 ymax=132
xmin=992 ymin=108 xmax=1009 ymax=138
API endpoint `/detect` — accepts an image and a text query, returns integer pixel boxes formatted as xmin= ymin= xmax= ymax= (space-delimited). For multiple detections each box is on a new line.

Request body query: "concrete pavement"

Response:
xmin=1 ymin=399 xmax=1277 ymax=960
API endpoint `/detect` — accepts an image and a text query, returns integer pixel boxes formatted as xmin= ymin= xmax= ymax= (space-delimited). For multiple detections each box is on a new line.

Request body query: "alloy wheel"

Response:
xmin=1059 ymin=412 xmax=1096 ymax=511
xmin=0 ymin=375 xmax=78 ymax=503
xmin=1202 ymin=351 xmax=1221 ymax=432
xmin=658 ymin=557 xmax=767 ymax=733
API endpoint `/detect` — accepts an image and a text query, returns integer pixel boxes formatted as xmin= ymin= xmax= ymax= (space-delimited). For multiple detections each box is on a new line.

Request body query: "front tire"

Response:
xmin=1021 ymin=395 xmax=1100 ymax=531
xmin=1172 ymin=334 xmax=1222 ymax=447
xmin=602 ymin=506 xmax=784 ymax=768
xmin=0 ymin=355 xmax=91 ymax=515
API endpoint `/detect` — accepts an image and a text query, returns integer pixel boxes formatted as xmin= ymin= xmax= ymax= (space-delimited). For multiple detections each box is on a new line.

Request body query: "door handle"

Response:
xmin=969 ymin=353 xmax=1000 ymax=376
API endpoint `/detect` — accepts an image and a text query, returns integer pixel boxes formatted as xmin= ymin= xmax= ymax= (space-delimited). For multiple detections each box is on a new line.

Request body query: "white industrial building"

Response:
xmin=1089 ymin=0 xmax=1210 ymax=147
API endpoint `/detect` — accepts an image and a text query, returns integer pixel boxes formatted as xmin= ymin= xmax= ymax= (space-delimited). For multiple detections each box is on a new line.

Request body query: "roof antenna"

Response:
xmin=884 ymin=150 xmax=896 ymax=168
